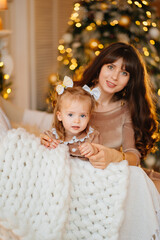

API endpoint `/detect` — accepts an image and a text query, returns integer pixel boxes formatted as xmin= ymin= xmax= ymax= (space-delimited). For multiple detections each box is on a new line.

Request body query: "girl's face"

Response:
xmin=98 ymin=58 xmax=130 ymax=97
xmin=57 ymin=98 xmax=91 ymax=137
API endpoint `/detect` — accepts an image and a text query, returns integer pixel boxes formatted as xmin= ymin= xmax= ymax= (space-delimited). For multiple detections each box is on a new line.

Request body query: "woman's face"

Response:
xmin=98 ymin=58 xmax=130 ymax=96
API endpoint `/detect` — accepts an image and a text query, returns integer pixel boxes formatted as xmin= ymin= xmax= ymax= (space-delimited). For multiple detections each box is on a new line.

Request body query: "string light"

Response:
xmin=0 ymin=61 xmax=4 ymax=67
xmin=146 ymin=11 xmax=151 ymax=18
xmin=75 ymin=23 xmax=81 ymax=27
xmin=152 ymin=22 xmax=157 ymax=27
xmin=4 ymin=74 xmax=9 ymax=80
xmin=57 ymin=56 xmax=63 ymax=61
xmin=58 ymin=45 xmax=64 ymax=51
xmin=143 ymin=47 xmax=149 ymax=56
xmin=143 ymin=26 xmax=148 ymax=32
xmin=127 ymin=0 xmax=132 ymax=4
xmin=150 ymin=40 xmax=155 ymax=45
xmin=158 ymin=89 xmax=160 ymax=96
xmin=95 ymin=51 xmax=100 ymax=56
xmin=142 ymin=0 xmax=149 ymax=5
xmin=135 ymin=20 xmax=140 ymax=25
xmin=74 ymin=3 xmax=80 ymax=11
xmin=7 ymin=88 xmax=11 ymax=94
xmin=63 ymin=59 xmax=69 ymax=65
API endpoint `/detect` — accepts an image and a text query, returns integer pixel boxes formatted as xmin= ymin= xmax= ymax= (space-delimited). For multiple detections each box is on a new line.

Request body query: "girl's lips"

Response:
xmin=72 ymin=126 xmax=80 ymax=130
xmin=106 ymin=80 xmax=116 ymax=88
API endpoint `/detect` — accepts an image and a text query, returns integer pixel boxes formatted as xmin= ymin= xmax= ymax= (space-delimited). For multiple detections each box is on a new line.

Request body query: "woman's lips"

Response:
xmin=106 ymin=80 xmax=116 ymax=88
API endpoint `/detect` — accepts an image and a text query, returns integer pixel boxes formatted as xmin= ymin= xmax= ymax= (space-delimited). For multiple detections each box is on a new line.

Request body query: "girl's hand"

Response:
xmin=40 ymin=131 xmax=60 ymax=149
xmin=79 ymin=142 xmax=98 ymax=158
xmin=88 ymin=143 xmax=123 ymax=169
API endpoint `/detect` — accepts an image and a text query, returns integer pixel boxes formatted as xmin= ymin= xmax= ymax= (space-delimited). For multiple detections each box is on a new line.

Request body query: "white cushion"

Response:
xmin=22 ymin=109 xmax=53 ymax=133
xmin=0 ymin=107 xmax=11 ymax=131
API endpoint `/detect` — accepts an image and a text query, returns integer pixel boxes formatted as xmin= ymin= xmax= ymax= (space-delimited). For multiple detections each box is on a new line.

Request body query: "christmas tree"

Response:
xmin=0 ymin=58 xmax=12 ymax=99
xmin=47 ymin=0 xmax=160 ymax=170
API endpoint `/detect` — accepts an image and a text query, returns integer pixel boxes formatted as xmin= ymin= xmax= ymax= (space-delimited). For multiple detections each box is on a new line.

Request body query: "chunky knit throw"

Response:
xmin=0 ymin=128 xmax=129 ymax=240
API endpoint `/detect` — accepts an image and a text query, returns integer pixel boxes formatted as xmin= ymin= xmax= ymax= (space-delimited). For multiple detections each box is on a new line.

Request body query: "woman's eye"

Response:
xmin=107 ymin=65 xmax=113 ymax=70
xmin=122 ymin=71 xmax=128 ymax=76
xmin=68 ymin=113 xmax=73 ymax=117
xmin=81 ymin=114 xmax=86 ymax=118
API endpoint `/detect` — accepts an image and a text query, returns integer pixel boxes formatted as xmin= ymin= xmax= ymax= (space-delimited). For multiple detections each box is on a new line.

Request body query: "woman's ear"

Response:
xmin=56 ymin=111 xmax=62 ymax=121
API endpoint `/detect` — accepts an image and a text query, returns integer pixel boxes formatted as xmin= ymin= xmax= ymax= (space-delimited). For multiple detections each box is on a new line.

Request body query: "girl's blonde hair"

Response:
xmin=53 ymin=86 xmax=96 ymax=141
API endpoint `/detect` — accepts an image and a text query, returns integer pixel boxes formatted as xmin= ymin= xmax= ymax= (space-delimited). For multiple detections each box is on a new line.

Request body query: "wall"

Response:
xmin=0 ymin=0 xmax=73 ymax=110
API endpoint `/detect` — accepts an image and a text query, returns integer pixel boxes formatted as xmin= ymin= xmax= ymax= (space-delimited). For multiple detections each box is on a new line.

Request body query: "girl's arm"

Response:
xmin=79 ymin=142 xmax=99 ymax=158
xmin=40 ymin=131 xmax=60 ymax=149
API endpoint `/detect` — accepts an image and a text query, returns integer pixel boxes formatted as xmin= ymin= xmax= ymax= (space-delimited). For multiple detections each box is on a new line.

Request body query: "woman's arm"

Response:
xmin=88 ymin=143 xmax=139 ymax=169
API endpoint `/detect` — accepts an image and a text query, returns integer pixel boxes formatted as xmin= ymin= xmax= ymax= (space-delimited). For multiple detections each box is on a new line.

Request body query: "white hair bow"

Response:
xmin=82 ymin=85 xmax=101 ymax=101
xmin=56 ymin=76 xmax=73 ymax=95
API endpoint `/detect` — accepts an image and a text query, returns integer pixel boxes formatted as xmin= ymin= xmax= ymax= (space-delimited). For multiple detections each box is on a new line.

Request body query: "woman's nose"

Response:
xmin=112 ymin=70 xmax=119 ymax=80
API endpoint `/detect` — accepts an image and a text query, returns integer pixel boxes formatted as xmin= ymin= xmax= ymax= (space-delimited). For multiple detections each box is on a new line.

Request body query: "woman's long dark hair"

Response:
xmin=77 ymin=42 xmax=158 ymax=159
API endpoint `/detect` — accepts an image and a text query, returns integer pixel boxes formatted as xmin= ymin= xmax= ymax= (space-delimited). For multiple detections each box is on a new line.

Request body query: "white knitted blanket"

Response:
xmin=0 ymin=128 xmax=129 ymax=240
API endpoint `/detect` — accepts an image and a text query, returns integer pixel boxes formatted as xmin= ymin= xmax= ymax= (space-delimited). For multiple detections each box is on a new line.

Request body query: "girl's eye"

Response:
xmin=81 ymin=114 xmax=86 ymax=118
xmin=68 ymin=113 xmax=73 ymax=117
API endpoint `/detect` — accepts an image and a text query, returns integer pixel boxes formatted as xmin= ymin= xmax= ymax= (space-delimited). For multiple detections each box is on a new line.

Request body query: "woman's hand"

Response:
xmin=88 ymin=143 xmax=123 ymax=169
xmin=40 ymin=131 xmax=60 ymax=149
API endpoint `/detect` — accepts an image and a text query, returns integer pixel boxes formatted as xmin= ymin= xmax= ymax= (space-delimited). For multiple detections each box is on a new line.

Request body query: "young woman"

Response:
xmin=41 ymin=42 xmax=158 ymax=168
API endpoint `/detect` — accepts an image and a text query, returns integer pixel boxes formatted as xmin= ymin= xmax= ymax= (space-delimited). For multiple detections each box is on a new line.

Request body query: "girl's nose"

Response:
xmin=74 ymin=117 xmax=80 ymax=123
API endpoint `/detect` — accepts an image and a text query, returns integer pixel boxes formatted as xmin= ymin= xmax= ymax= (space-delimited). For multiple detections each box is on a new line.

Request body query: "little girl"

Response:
xmin=43 ymin=76 xmax=102 ymax=159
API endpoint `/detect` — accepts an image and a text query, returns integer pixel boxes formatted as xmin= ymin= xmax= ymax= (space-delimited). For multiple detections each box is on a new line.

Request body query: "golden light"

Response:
xmin=98 ymin=44 xmax=104 ymax=49
xmin=74 ymin=3 xmax=80 ymax=11
xmin=69 ymin=64 xmax=77 ymax=70
xmin=143 ymin=21 xmax=148 ymax=26
xmin=146 ymin=11 xmax=151 ymax=18
xmin=102 ymin=21 xmax=107 ymax=25
xmin=57 ymin=56 xmax=63 ymax=61
xmin=63 ymin=59 xmax=69 ymax=65
xmin=142 ymin=0 xmax=149 ymax=5
xmin=127 ymin=0 xmax=132 ymax=4
xmin=100 ymin=3 xmax=108 ymax=10
xmin=152 ymin=23 xmax=157 ymax=27
xmin=150 ymin=40 xmax=155 ymax=45
xmin=110 ymin=20 xmax=118 ymax=26
xmin=112 ymin=1 xmax=117 ymax=5
xmin=71 ymin=58 xmax=77 ymax=64
xmin=68 ymin=20 xmax=74 ymax=26
xmin=96 ymin=20 xmax=102 ymax=25
xmin=70 ymin=12 xmax=79 ymax=21
xmin=0 ymin=61 xmax=4 ymax=67
xmin=4 ymin=74 xmax=9 ymax=80
xmin=135 ymin=20 xmax=140 ymax=25
xmin=66 ymin=48 xmax=72 ymax=53
xmin=7 ymin=88 xmax=11 ymax=94
xmin=95 ymin=51 xmax=100 ymax=56
xmin=119 ymin=16 xmax=131 ymax=27
xmin=60 ymin=49 xmax=65 ymax=54
xmin=158 ymin=89 xmax=160 ymax=96
xmin=75 ymin=23 xmax=81 ymax=27
xmin=143 ymin=47 xmax=149 ymax=56
xmin=155 ymin=56 xmax=160 ymax=62
xmin=3 ymin=92 xmax=8 ymax=99
xmin=143 ymin=26 xmax=148 ymax=31
xmin=86 ymin=25 xmax=93 ymax=31
xmin=58 ymin=45 xmax=64 ymax=51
